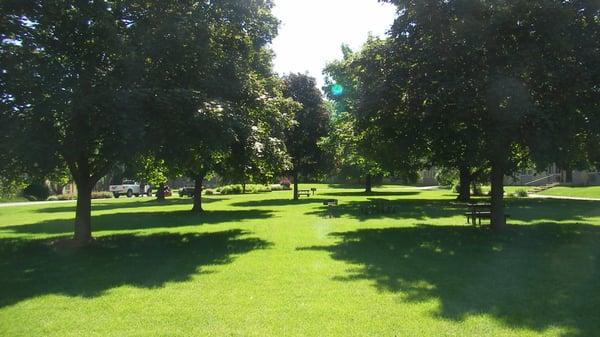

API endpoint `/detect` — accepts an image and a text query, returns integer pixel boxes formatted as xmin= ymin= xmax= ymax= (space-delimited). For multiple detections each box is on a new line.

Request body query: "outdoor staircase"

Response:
xmin=528 ymin=182 xmax=560 ymax=194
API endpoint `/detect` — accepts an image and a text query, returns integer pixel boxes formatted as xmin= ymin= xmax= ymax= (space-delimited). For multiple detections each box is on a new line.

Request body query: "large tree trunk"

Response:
xmin=457 ymin=167 xmax=471 ymax=202
xmin=365 ymin=174 xmax=372 ymax=194
xmin=156 ymin=182 xmax=166 ymax=201
xmin=490 ymin=162 xmax=506 ymax=231
xmin=74 ymin=182 xmax=93 ymax=243
xmin=293 ymin=171 xmax=299 ymax=200
xmin=192 ymin=176 xmax=203 ymax=213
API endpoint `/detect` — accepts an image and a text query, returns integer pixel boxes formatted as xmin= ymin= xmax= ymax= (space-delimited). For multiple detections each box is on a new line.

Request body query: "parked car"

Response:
xmin=109 ymin=180 xmax=152 ymax=198
xmin=179 ymin=187 xmax=195 ymax=197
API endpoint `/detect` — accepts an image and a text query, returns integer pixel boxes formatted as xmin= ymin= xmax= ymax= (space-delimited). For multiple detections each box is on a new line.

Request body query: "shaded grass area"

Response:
xmin=0 ymin=185 xmax=599 ymax=336
xmin=2 ymin=209 xmax=273 ymax=235
xmin=300 ymin=224 xmax=600 ymax=337
xmin=0 ymin=230 xmax=270 ymax=308
xmin=540 ymin=186 xmax=600 ymax=199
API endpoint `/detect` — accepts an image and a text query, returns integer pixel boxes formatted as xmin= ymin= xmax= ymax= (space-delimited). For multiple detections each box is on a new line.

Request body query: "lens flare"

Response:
xmin=331 ymin=84 xmax=344 ymax=96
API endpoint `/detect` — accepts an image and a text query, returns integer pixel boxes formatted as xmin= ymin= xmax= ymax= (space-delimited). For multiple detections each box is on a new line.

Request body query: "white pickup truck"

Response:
xmin=109 ymin=180 xmax=152 ymax=198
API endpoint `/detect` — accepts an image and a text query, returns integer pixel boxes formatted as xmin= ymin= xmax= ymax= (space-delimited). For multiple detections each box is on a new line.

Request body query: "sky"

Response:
xmin=270 ymin=0 xmax=397 ymax=88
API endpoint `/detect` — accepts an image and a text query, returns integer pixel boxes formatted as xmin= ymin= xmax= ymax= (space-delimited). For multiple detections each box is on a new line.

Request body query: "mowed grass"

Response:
xmin=540 ymin=186 xmax=600 ymax=199
xmin=0 ymin=185 xmax=599 ymax=337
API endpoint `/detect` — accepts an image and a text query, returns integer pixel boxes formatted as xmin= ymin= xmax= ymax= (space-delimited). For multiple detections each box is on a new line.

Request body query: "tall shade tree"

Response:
xmin=138 ymin=0 xmax=285 ymax=212
xmin=0 ymin=0 xmax=284 ymax=239
xmin=323 ymin=43 xmax=387 ymax=193
xmin=220 ymin=80 xmax=298 ymax=192
xmin=1 ymin=1 xmax=148 ymax=243
xmin=282 ymin=73 xmax=330 ymax=199
xmin=381 ymin=0 xmax=599 ymax=229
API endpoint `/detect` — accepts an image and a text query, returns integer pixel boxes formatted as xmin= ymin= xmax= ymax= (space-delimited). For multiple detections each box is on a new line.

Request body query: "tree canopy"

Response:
xmin=282 ymin=73 xmax=330 ymax=199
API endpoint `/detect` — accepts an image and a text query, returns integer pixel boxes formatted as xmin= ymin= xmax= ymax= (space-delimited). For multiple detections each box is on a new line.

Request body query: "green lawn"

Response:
xmin=540 ymin=186 xmax=600 ymax=199
xmin=1 ymin=185 xmax=599 ymax=337
xmin=0 ymin=196 xmax=28 ymax=203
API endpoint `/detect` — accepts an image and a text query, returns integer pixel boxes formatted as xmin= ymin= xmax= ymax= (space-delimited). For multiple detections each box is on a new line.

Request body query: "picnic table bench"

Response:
xmin=296 ymin=189 xmax=311 ymax=198
xmin=464 ymin=203 xmax=510 ymax=225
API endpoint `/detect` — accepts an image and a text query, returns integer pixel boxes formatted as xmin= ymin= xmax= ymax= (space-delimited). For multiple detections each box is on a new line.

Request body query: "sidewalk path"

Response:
xmin=529 ymin=194 xmax=600 ymax=201
xmin=0 ymin=199 xmax=77 ymax=208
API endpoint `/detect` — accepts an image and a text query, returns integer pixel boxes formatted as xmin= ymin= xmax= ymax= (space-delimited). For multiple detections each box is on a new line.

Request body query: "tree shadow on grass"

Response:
xmin=508 ymin=198 xmax=600 ymax=223
xmin=299 ymin=223 xmax=600 ymax=337
xmin=320 ymin=191 xmax=421 ymax=197
xmin=1 ymin=209 xmax=273 ymax=236
xmin=307 ymin=198 xmax=593 ymax=223
xmin=36 ymin=197 xmax=228 ymax=213
xmin=307 ymin=199 xmax=465 ymax=221
xmin=0 ymin=230 xmax=271 ymax=308
xmin=231 ymin=198 xmax=334 ymax=208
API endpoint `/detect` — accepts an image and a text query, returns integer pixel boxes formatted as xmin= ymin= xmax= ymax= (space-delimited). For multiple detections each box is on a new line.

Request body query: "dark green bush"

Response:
xmin=514 ymin=188 xmax=528 ymax=198
xmin=23 ymin=183 xmax=50 ymax=201
xmin=217 ymin=184 xmax=244 ymax=195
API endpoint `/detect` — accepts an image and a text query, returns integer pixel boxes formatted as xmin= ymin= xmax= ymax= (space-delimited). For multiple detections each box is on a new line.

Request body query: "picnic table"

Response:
xmin=296 ymin=189 xmax=311 ymax=198
xmin=464 ymin=203 xmax=509 ymax=225
xmin=464 ymin=203 xmax=491 ymax=225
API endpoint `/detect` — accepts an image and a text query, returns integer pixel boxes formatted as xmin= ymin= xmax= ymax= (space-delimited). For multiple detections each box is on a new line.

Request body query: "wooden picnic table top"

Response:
xmin=467 ymin=203 xmax=491 ymax=208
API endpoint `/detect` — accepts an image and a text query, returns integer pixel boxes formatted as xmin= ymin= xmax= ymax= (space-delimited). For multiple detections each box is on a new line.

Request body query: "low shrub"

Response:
xmin=435 ymin=168 xmax=458 ymax=187
xmin=91 ymin=191 xmax=113 ymax=199
xmin=218 ymin=184 xmax=244 ymax=195
xmin=217 ymin=184 xmax=272 ymax=194
xmin=204 ymin=189 xmax=215 ymax=195
xmin=247 ymin=184 xmax=271 ymax=193
xmin=513 ymin=188 xmax=528 ymax=198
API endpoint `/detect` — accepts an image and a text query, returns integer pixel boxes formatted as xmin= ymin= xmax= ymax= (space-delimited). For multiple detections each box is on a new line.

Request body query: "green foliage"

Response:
xmin=204 ymin=189 xmax=215 ymax=196
xmin=134 ymin=156 xmax=169 ymax=187
xmin=0 ymin=176 xmax=26 ymax=199
xmin=217 ymin=184 xmax=272 ymax=195
xmin=1 ymin=0 xmax=286 ymax=235
xmin=282 ymin=73 xmax=331 ymax=178
xmin=435 ymin=169 xmax=459 ymax=187
xmin=217 ymin=185 xmax=244 ymax=195
xmin=514 ymin=189 xmax=529 ymax=198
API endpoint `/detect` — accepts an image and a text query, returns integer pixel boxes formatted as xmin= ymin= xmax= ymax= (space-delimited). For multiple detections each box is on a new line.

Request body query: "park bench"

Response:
xmin=464 ymin=203 xmax=510 ymax=225
xmin=296 ymin=189 xmax=311 ymax=198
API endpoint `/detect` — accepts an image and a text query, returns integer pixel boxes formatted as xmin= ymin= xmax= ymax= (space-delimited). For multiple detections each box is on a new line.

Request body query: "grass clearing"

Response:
xmin=540 ymin=186 xmax=600 ymax=199
xmin=0 ymin=184 xmax=599 ymax=337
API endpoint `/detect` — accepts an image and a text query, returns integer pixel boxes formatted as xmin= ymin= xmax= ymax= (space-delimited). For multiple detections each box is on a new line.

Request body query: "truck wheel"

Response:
xmin=127 ymin=189 xmax=133 ymax=198
xmin=113 ymin=193 xmax=120 ymax=198
xmin=147 ymin=189 xmax=152 ymax=197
